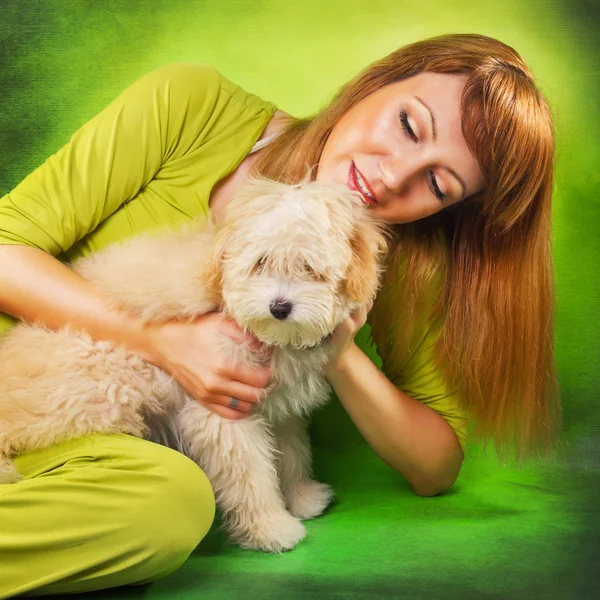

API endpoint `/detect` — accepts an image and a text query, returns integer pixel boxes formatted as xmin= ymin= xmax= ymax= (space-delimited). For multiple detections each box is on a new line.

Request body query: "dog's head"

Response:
xmin=204 ymin=178 xmax=389 ymax=348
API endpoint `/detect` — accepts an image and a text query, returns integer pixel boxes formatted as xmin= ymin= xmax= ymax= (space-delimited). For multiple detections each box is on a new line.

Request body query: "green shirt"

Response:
xmin=0 ymin=63 xmax=469 ymax=454
xmin=369 ymin=262 xmax=470 ymax=455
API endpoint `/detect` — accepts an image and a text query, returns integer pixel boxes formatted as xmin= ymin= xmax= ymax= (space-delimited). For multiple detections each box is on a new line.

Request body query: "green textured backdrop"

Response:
xmin=1 ymin=1 xmax=598 ymax=599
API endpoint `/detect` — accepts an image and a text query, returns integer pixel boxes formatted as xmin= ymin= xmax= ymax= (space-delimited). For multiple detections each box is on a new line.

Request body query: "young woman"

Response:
xmin=0 ymin=33 xmax=561 ymax=597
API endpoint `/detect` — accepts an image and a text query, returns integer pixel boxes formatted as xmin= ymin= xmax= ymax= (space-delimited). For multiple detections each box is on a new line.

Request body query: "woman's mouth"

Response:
xmin=348 ymin=162 xmax=378 ymax=205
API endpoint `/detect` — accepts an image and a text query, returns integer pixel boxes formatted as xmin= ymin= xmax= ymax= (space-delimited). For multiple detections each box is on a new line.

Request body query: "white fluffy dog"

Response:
xmin=0 ymin=179 xmax=387 ymax=552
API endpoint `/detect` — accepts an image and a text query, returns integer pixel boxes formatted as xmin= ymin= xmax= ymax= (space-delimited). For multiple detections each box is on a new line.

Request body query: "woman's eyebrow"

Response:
xmin=414 ymin=95 xmax=437 ymax=141
xmin=413 ymin=94 xmax=467 ymax=198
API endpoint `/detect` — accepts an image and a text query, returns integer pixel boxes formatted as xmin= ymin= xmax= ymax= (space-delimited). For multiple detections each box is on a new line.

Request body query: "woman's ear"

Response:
xmin=343 ymin=217 xmax=389 ymax=303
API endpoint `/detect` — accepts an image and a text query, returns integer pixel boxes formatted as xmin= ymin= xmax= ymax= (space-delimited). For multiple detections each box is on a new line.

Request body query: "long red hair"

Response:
xmin=253 ymin=33 xmax=562 ymax=463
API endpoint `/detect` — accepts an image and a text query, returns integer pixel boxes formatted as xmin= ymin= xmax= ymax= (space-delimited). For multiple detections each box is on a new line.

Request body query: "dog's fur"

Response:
xmin=0 ymin=179 xmax=387 ymax=552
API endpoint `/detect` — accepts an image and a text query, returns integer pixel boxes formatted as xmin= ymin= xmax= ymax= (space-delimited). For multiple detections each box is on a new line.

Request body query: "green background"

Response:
xmin=1 ymin=1 xmax=598 ymax=598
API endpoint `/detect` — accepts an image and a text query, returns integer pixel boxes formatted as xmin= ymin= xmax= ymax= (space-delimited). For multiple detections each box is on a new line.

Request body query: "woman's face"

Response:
xmin=316 ymin=72 xmax=486 ymax=224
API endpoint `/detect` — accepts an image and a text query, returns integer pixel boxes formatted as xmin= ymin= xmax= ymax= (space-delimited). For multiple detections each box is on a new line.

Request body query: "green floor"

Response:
xmin=51 ymin=330 xmax=599 ymax=600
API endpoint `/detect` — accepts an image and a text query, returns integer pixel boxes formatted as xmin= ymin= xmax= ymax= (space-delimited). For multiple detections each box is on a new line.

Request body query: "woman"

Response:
xmin=0 ymin=33 xmax=561 ymax=596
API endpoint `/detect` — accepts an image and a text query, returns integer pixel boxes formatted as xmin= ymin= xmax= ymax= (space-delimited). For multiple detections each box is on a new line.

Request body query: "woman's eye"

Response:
xmin=401 ymin=110 xmax=446 ymax=203
xmin=428 ymin=171 xmax=446 ymax=203
xmin=400 ymin=111 xmax=418 ymax=143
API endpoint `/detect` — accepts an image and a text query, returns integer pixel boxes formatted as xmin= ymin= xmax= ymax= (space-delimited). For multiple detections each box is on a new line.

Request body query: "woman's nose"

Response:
xmin=379 ymin=154 xmax=423 ymax=194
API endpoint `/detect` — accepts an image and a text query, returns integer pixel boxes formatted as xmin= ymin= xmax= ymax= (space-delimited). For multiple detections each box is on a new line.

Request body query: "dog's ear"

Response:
xmin=343 ymin=217 xmax=389 ymax=303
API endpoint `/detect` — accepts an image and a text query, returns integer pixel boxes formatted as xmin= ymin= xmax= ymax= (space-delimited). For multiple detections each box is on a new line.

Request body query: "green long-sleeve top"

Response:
xmin=0 ymin=63 xmax=469 ymax=454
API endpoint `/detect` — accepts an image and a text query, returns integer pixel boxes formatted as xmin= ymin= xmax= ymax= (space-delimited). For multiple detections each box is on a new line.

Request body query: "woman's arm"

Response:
xmin=0 ymin=244 xmax=146 ymax=344
xmin=326 ymin=342 xmax=463 ymax=497
xmin=324 ymin=303 xmax=464 ymax=497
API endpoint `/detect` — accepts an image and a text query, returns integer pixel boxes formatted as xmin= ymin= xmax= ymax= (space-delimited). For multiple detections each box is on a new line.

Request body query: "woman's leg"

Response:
xmin=0 ymin=433 xmax=215 ymax=598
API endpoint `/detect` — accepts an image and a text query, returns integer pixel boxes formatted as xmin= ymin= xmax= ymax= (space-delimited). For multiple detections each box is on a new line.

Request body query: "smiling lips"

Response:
xmin=348 ymin=162 xmax=378 ymax=205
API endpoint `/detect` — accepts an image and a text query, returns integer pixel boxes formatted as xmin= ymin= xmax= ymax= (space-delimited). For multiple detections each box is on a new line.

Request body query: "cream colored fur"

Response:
xmin=0 ymin=179 xmax=387 ymax=552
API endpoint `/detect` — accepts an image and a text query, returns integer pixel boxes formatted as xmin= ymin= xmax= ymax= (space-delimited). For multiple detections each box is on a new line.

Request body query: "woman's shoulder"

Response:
xmin=136 ymin=62 xmax=276 ymax=115
xmin=369 ymin=244 xmax=445 ymax=362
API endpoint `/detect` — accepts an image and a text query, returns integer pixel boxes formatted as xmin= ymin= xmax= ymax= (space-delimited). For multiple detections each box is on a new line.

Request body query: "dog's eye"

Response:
xmin=250 ymin=255 xmax=267 ymax=275
xmin=302 ymin=261 xmax=326 ymax=282
xmin=302 ymin=261 xmax=314 ymax=276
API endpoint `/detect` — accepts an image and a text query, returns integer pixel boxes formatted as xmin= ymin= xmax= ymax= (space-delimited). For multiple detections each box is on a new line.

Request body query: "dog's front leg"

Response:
xmin=176 ymin=400 xmax=306 ymax=553
xmin=273 ymin=415 xmax=334 ymax=520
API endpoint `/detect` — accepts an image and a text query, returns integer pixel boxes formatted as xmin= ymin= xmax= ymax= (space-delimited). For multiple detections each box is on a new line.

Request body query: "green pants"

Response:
xmin=0 ymin=433 xmax=216 ymax=598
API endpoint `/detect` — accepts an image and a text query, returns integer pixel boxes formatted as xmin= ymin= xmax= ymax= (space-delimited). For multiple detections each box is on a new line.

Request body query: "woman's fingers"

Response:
xmin=348 ymin=301 xmax=370 ymax=329
xmin=209 ymin=393 xmax=254 ymax=413
xmin=203 ymin=362 xmax=270 ymax=403
xmin=226 ymin=362 xmax=272 ymax=391
xmin=219 ymin=316 xmax=272 ymax=355
xmin=145 ymin=314 xmax=273 ymax=420
xmin=202 ymin=401 xmax=249 ymax=420
xmin=173 ymin=366 xmax=264 ymax=412
xmin=324 ymin=300 xmax=375 ymax=369
xmin=215 ymin=379 xmax=267 ymax=405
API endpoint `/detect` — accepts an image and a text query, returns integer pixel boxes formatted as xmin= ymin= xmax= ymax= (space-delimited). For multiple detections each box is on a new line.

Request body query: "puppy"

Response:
xmin=0 ymin=179 xmax=388 ymax=552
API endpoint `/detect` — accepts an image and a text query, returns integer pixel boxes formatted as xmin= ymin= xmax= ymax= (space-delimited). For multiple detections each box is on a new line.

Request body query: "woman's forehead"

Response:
xmin=383 ymin=71 xmax=469 ymax=101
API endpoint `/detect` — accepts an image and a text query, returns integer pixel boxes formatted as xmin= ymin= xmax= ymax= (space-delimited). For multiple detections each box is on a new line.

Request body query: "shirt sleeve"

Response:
xmin=387 ymin=316 xmax=469 ymax=456
xmin=368 ymin=263 xmax=470 ymax=456
xmin=0 ymin=63 xmax=224 ymax=255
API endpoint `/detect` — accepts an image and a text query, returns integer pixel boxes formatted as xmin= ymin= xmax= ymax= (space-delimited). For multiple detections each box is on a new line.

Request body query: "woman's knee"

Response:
xmin=129 ymin=442 xmax=216 ymax=580
xmin=5 ymin=436 xmax=216 ymax=596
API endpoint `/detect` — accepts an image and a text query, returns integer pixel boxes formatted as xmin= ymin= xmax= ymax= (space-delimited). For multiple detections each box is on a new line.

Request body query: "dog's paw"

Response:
xmin=232 ymin=510 xmax=307 ymax=553
xmin=287 ymin=480 xmax=334 ymax=520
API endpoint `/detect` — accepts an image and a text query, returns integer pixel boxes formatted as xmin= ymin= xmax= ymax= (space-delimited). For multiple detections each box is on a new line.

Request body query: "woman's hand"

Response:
xmin=141 ymin=313 xmax=272 ymax=420
xmin=325 ymin=300 xmax=374 ymax=376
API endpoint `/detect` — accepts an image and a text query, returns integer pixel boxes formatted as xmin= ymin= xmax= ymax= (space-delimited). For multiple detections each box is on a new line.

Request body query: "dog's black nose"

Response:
xmin=269 ymin=300 xmax=293 ymax=320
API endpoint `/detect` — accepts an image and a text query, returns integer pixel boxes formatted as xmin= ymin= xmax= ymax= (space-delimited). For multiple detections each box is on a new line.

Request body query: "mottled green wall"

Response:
xmin=1 ymin=2 xmax=598 ymax=598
